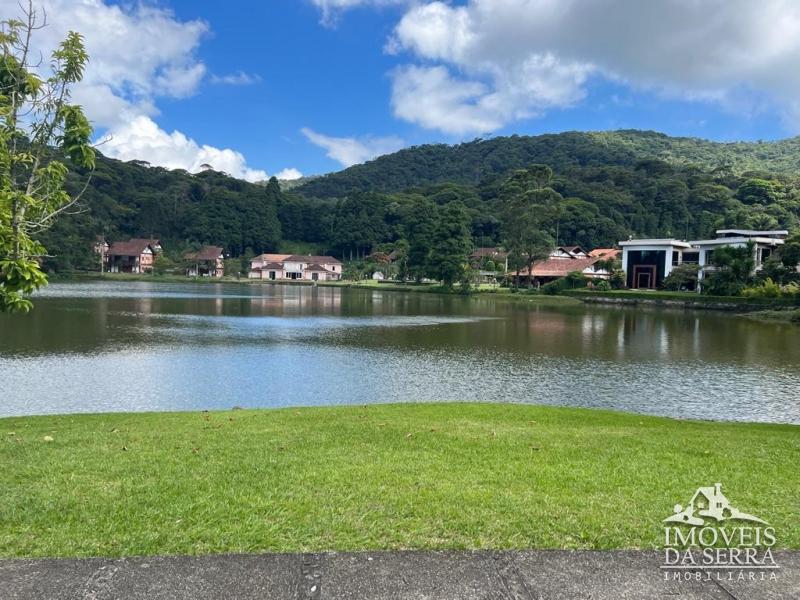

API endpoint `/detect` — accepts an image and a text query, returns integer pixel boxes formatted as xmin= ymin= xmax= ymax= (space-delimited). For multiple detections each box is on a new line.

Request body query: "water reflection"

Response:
xmin=0 ymin=282 xmax=798 ymax=423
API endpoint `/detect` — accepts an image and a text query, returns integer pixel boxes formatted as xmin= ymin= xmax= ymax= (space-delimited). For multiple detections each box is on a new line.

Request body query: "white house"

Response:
xmin=619 ymin=239 xmax=692 ymax=289
xmin=249 ymin=254 xmax=342 ymax=281
xmin=620 ymin=230 xmax=787 ymax=290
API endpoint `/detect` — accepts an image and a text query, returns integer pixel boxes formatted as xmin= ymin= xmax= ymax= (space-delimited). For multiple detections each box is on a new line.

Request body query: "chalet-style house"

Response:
xmin=620 ymin=229 xmax=787 ymax=290
xmin=509 ymin=246 xmax=615 ymax=286
xmin=106 ymin=239 xmax=160 ymax=273
xmin=184 ymin=246 xmax=225 ymax=277
xmin=249 ymin=254 xmax=342 ymax=281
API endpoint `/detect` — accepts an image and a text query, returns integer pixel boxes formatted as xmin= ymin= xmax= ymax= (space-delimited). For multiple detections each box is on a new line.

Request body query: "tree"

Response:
xmin=428 ymin=201 xmax=472 ymax=287
xmin=662 ymin=263 xmax=700 ymax=291
xmin=703 ymin=242 xmax=755 ymax=296
xmin=1 ymin=3 xmax=95 ymax=311
xmin=500 ymin=166 xmax=558 ymax=287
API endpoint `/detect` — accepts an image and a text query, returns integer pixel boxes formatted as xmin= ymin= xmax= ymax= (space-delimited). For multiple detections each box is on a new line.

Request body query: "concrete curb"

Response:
xmin=1 ymin=550 xmax=798 ymax=599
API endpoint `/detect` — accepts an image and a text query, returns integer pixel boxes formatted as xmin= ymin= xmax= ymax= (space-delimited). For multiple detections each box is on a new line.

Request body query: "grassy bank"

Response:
xmin=566 ymin=288 xmax=800 ymax=307
xmin=745 ymin=308 xmax=800 ymax=324
xmin=1 ymin=403 xmax=797 ymax=558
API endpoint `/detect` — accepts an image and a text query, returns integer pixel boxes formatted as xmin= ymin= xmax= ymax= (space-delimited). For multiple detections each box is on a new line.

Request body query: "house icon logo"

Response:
xmin=664 ymin=483 xmax=767 ymax=527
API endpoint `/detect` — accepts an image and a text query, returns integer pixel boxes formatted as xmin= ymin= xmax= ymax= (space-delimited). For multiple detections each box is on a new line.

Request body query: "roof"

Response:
xmin=285 ymin=254 xmax=341 ymax=264
xmin=107 ymin=239 xmax=153 ymax=256
xmin=589 ymin=248 xmax=619 ymax=258
xmin=690 ymin=236 xmax=785 ymax=247
xmin=252 ymin=253 xmax=292 ymax=263
xmin=716 ymin=229 xmax=788 ymax=238
xmin=129 ymin=237 xmax=161 ymax=247
xmin=304 ymin=263 xmax=335 ymax=272
xmin=184 ymin=246 xmax=224 ymax=261
xmin=618 ymin=239 xmax=692 ymax=249
xmin=512 ymin=256 xmax=602 ymax=278
xmin=262 ymin=262 xmax=284 ymax=269
xmin=559 ymin=246 xmax=586 ymax=255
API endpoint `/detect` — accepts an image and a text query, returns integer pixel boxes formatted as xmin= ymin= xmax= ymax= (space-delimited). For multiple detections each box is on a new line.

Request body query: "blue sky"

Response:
xmin=10 ymin=0 xmax=800 ymax=180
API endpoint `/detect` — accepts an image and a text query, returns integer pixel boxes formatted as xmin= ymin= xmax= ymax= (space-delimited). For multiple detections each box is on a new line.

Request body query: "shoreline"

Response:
xmin=47 ymin=272 xmax=800 ymax=315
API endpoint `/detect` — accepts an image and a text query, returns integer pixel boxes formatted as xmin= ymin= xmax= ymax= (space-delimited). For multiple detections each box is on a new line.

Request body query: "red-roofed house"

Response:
xmin=507 ymin=246 xmax=613 ymax=285
xmin=184 ymin=246 xmax=225 ymax=277
xmin=107 ymin=239 xmax=158 ymax=273
xmin=248 ymin=254 xmax=342 ymax=281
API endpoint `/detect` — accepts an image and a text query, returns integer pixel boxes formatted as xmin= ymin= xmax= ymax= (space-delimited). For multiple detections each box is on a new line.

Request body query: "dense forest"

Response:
xmin=43 ymin=130 xmax=800 ymax=275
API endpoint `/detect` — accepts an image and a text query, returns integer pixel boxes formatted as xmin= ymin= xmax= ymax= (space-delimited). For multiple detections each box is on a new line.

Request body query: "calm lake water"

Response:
xmin=0 ymin=282 xmax=798 ymax=423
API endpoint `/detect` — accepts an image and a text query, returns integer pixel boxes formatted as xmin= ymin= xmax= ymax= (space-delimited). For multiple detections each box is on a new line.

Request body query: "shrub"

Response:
xmin=662 ymin=263 xmax=699 ymax=291
xmin=541 ymin=271 xmax=588 ymax=295
xmin=742 ymin=278 xmax=782 ymax=298
xmin=742 ymin=279 xmax=800 ymax=299
xmin=593 ymin=279 xmax=611 ymax=291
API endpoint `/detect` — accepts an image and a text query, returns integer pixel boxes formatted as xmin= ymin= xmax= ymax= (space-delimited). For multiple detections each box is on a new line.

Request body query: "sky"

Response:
xmin=5 ymin=0 xmax=800 ymax=181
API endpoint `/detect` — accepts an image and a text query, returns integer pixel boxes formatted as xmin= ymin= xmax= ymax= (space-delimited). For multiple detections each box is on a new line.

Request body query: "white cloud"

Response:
xmin=275 ymin=168 xmax=304 ymax=180
xmin=310 ymin=0 xmax=408 ymax=25
xmin=210 ymin=71 xmax=262 ymax=86
xmin=301 ymin=127 xmax=405 ymax=167
xmin=102 ymin=116 xmax=269 ymax=182
xmin=386 ymin=0 xmax=800 ymax=134
xmin=2 ymin=0 xmax=271 ymax=181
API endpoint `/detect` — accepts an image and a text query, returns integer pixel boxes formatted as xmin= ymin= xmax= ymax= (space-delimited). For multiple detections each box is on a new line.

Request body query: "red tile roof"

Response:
xmin=589 ymin=248 xmax=620 ymax=258
xmin=107 ymin=239 xmax=153 ymax=257
xmin=512 ymin=256 xmax=601 ymax=277
xmin=184 ymin=246 xmax=224 ymax=261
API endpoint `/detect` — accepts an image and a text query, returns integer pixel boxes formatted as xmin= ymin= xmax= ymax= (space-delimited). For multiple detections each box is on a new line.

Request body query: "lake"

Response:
xmin=0 ymin=281 xmax=798 ymax=423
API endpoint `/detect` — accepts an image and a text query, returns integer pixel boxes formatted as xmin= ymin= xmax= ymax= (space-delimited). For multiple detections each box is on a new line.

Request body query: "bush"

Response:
xmin=742 ymin=279 xmax=800 ymax=299
xmin=593 ymin=279 xmax=611 ymax=291
xmin=541 ymin=271 xmax=588 ymax=295
xmin=662 ymin=263 xmax=699 ymax=291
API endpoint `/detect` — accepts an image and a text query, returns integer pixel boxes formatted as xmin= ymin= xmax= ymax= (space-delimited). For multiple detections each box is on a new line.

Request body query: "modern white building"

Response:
xmin=619 ymin=239 xmax=692 ymax=289
xmin=619 ymin=230 xmax=787 ymax=290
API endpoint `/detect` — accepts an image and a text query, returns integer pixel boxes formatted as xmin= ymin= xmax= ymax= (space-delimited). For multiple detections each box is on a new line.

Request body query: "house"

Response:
xmin=690 ymin=229 xmax=787 ymax=290
xmin=620 ymin=230 xmax=787 ymax=290
xmin=248 ymin=254 xmax=342 ymax=281
xmin=184 ymin=246 xmax=225 ymax=277
xmin=619 ymin=239 xmax=692 ymax=289
xmin=507 ymin=246 xmax=613 ymax=286
xmin=106 ymin=239 xmax=158 ymax=273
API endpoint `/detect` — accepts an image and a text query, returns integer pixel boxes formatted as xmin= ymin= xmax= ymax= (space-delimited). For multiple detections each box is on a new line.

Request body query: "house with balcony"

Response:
xmin=248 ymin=254 xmax=342 ymax=281
xmin=620 ymin=229 xmax=787 ymax=290
xmin=184 ymin=246 xmax=225 ymax=277
xmin=106 ymin=239 xmax=158 ymax=273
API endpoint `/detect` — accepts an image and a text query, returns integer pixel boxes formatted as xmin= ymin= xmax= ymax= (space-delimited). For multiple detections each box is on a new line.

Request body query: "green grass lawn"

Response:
xmin=1 ymin=403 xmax=797 ymax=558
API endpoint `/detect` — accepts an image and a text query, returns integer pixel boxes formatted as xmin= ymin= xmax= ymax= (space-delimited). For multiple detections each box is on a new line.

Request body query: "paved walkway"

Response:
xmin=1 ymin=550 xmax=798 ymax=599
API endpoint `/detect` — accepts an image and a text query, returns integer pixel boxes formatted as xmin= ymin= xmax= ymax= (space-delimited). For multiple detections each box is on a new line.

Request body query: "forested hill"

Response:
xmin=40 ymin=129 xmax=800 ymax=272
xmin=297 ymin=130 xmax=800 ymax=198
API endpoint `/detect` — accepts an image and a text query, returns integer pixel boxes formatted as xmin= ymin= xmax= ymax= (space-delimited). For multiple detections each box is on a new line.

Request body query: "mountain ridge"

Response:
xmin=296 ymin=130 xmax=800 ymax=198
